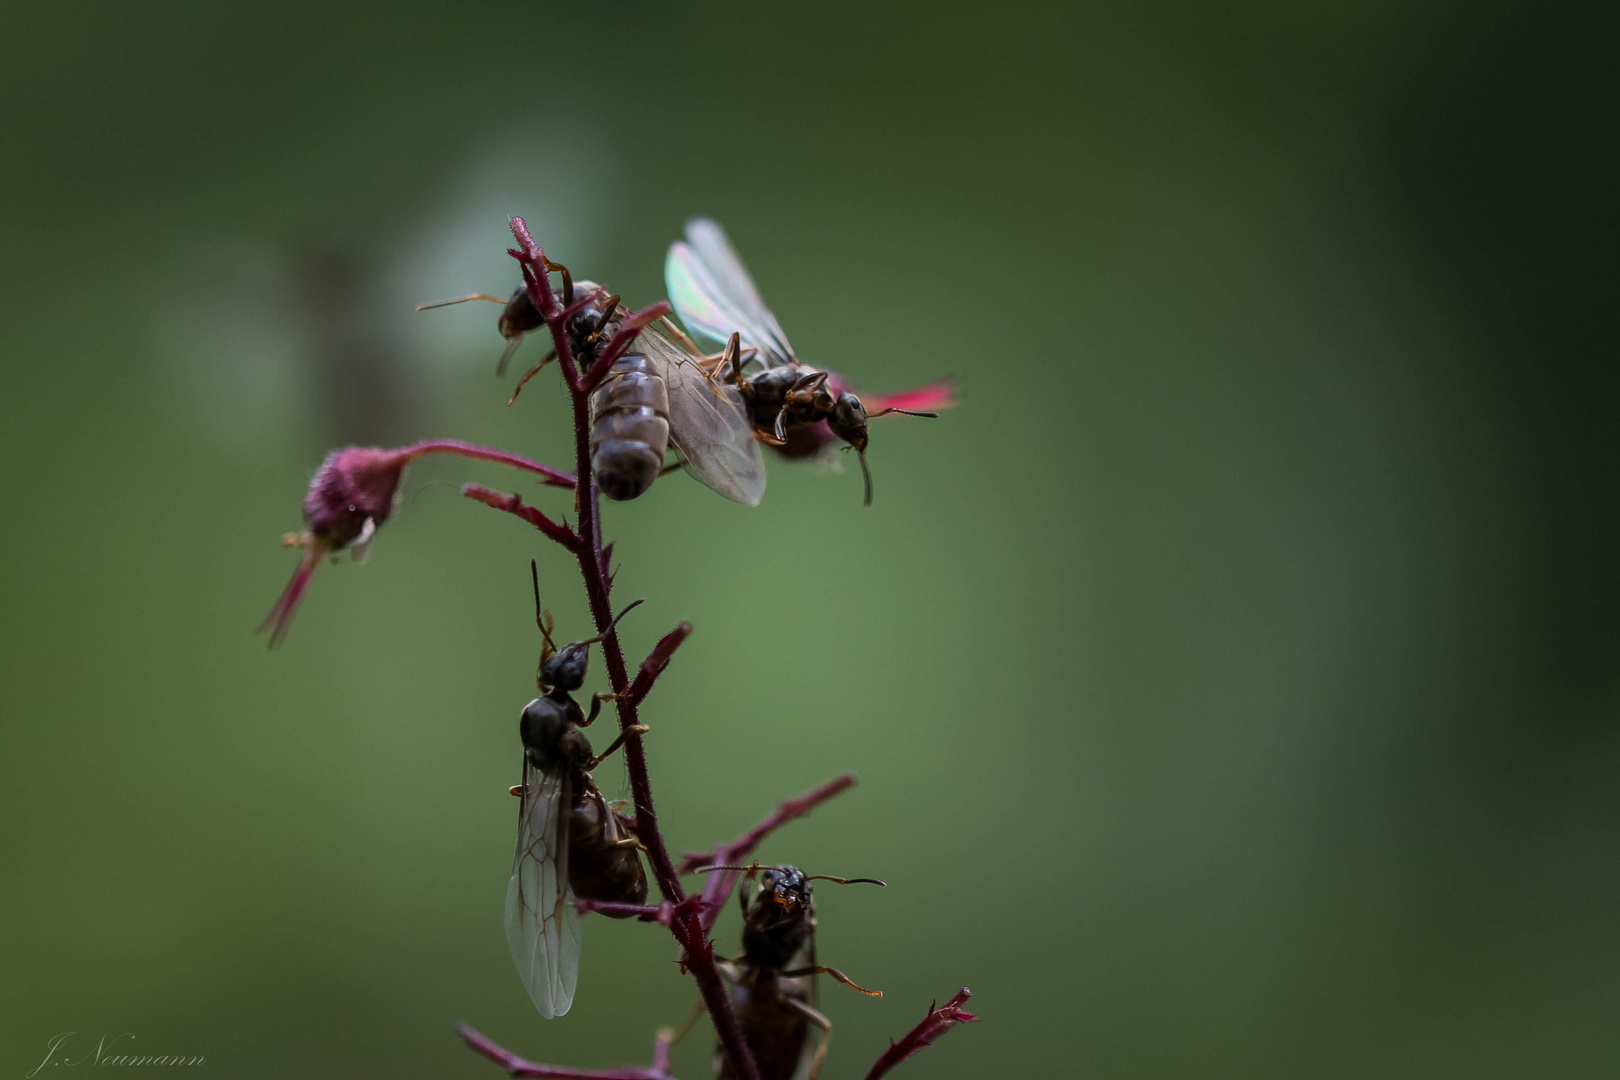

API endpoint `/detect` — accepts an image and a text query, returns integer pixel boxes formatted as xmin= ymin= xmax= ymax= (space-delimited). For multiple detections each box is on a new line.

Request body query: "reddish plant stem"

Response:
xmin=862 ymin=988 xmax=978 ymax=1080
xmin=580 ymin=302 xmax=673 ymax=391
xmin=650 ymin=1027 xmax=675 ymax=1078
xmin=458 ymin=1024 xmax=672 ymax=1080
xmin=680 ymin=773 xmax=859 ymax=933
xmin=462 ymin=484 xmax=580 ymax=549
xmin=572 ymin=897 xmax=716 ymax=926
xmin=505 ymin=217 xmax=762 ymax=1080
xmin=398 ymin=438 xmax=576 ymax=489
xmin=627 ymin=622 xmax=694 ymax=706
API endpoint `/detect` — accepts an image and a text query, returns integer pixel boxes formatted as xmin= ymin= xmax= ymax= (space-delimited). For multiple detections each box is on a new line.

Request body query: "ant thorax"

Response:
xmin=519 ymin=693 xmax=592 ymax=776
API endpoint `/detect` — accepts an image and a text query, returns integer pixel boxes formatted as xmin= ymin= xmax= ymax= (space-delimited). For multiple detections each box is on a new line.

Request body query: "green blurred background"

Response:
xmin=3 ymin=2 xmax=1616 ymax=1077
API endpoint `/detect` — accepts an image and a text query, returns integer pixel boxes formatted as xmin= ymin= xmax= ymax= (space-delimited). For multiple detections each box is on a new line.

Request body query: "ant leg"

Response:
xmin=725 ymin=333 xmax=745 ymax=392
xmin=778 ymin=965 xmax=881 ymax=997
xmin=783 ymin=370 xmax=828 ymax=408
xmin=794 ymin=370 xmax=830 ymax=395
xmin=544 ymin=259 xmax=574 ymax=307
xmin=660 ymin=996 xmax=708 ymax=1048
xmin=587 ymin=724 xmax=649 ymax=769
xmin=506 ymin=350 xmax=556 ymax=405
xmin=495 ymin=334 xmax=524 ymax=377
xmin=593 ymin=788 xmax=647 ymax=850
xmin=661 ymin=315 xmax=704 ymax=355
xmin=582 ymin=689 xmax=627 ymax=727
xmin=784 ymin=998 xmax=833 ymax=1080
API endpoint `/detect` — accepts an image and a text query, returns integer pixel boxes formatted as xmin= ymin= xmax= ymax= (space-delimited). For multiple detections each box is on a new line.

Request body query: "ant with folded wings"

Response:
xmin=513 ymin=560 xmax=650 ymax=913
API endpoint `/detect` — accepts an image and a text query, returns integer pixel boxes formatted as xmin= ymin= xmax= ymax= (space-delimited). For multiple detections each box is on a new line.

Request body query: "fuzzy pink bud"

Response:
xmin=301 ymin=446 xmax=409 ymax=547
xmin=258 ymin=446 xmax=410 ymax=648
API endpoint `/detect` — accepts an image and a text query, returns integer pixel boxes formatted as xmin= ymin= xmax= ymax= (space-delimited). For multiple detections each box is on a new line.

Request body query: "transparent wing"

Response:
xmin=665 ymin=218 xmax=796 ymax=368
xmin=504 ymin=761 xmax=582 ymax=1018
xmin=641 ymin=321 xmax=767 ymax=506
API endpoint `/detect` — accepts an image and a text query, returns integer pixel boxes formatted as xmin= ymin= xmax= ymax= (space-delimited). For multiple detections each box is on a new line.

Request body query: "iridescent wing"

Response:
xmin=641 ymin=320 xmax=767 ymax=506
xmin=665 ymin=218 xmax=796 ymax=368
xmin=504 ymin=760 xmax=582 ymax=1018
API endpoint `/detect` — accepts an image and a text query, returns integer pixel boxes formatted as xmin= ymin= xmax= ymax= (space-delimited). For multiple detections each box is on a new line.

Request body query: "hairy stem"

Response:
xmin=397 ymin=438 xmax=576 ymax=488
xmin=459 ymin=1024 xmax=672 ymax=1080
xmin=862 ymin=988 xmax=978 ymax=1080
xmin=508 ymin=217 xmax=762 ymax=1080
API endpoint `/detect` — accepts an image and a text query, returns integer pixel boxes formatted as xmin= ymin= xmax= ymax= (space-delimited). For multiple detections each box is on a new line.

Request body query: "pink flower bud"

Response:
xmin=302 ymin=446 xmax=409 ymax=548
xmin=259 ymin=446 xmax=410 ymax=648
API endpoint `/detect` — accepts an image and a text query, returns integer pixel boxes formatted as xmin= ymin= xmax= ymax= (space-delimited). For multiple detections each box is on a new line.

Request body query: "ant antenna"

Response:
xmin=866 ymin=407 xmax=939 ymax=420
xmin=696 ymin=861 xmax=762 ymax=877
xmin=507 ymin=350 xmax=557 ymax=406
xmin=530 ymin=561 xmax=556 ymax=653
xmin=850 ymin=448 xmax=874 ymax=507
xmin=725 ymin=333 xmax=746 ymax=393
xmin=594 ymin=295 xmax=622 ymax=340
xmin=581 ymin=598 xmax=645 ymax=646
xmin=414 ymin=293 xmax=508 ymax=311
xmin=495 ymin=334 xmax=525 ymax=377
xmin=805 ymin=875 xmax=887 ymax=887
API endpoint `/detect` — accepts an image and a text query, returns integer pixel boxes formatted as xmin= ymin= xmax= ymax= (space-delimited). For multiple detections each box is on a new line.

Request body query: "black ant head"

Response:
xmin=707 ymin=862 xmax=886 ymax=921
xmin=540 ymin=640 xmax=592 ymax=693
xmin=566 ymin=282 xmax=623 ymax=360
xmin=707 ymin=863 xmax=884 ymax=970
xmin=498 ymin=286 xmax=544 ymax=341
xmin=755 ymin=865 xmax=812 ymax=913
xmin=827 ymin=393 xmax=870 ymax=452
xmin=735 ymin=865 xmax=814 ymax=968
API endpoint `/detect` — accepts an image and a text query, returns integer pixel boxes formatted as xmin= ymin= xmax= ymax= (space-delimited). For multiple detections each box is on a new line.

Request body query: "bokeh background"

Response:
xmin=3 ymin=2 xmax=1617 ymax=1077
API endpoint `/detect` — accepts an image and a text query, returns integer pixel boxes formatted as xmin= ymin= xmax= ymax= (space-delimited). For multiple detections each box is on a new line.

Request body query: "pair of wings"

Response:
xmin=637 ymin=320 xmax=767 ymax=507
xmin=505 ymin=759 xmax=581 ymax=1018
xmin=666 ymin=217 xmax=799 ymax=370
xmin=666 ymin=218 xmax=958 ymax=425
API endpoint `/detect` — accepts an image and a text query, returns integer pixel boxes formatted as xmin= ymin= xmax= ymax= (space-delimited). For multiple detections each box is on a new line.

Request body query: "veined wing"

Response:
xmin=642 ymin=320 xmax=767 ymax=506
xmin=666 ymin=218 xmax=796 ymax=368
xmin=504 ymin=760 xmax=582 ymax=1018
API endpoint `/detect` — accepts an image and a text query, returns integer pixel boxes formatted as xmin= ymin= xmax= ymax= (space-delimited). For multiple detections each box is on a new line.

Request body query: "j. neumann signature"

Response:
xmin=28 ymin=1033 xmax=204 ymax=1077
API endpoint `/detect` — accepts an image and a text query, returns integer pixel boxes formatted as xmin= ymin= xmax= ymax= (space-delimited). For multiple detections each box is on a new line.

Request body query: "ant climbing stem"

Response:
xmin=273 ymin=212 xmax=975 ymax=1080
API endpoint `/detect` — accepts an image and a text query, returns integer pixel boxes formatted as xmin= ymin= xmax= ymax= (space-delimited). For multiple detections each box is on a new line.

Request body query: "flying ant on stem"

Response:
xmin=505 ymin=560 xmax=650 ymax=1018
